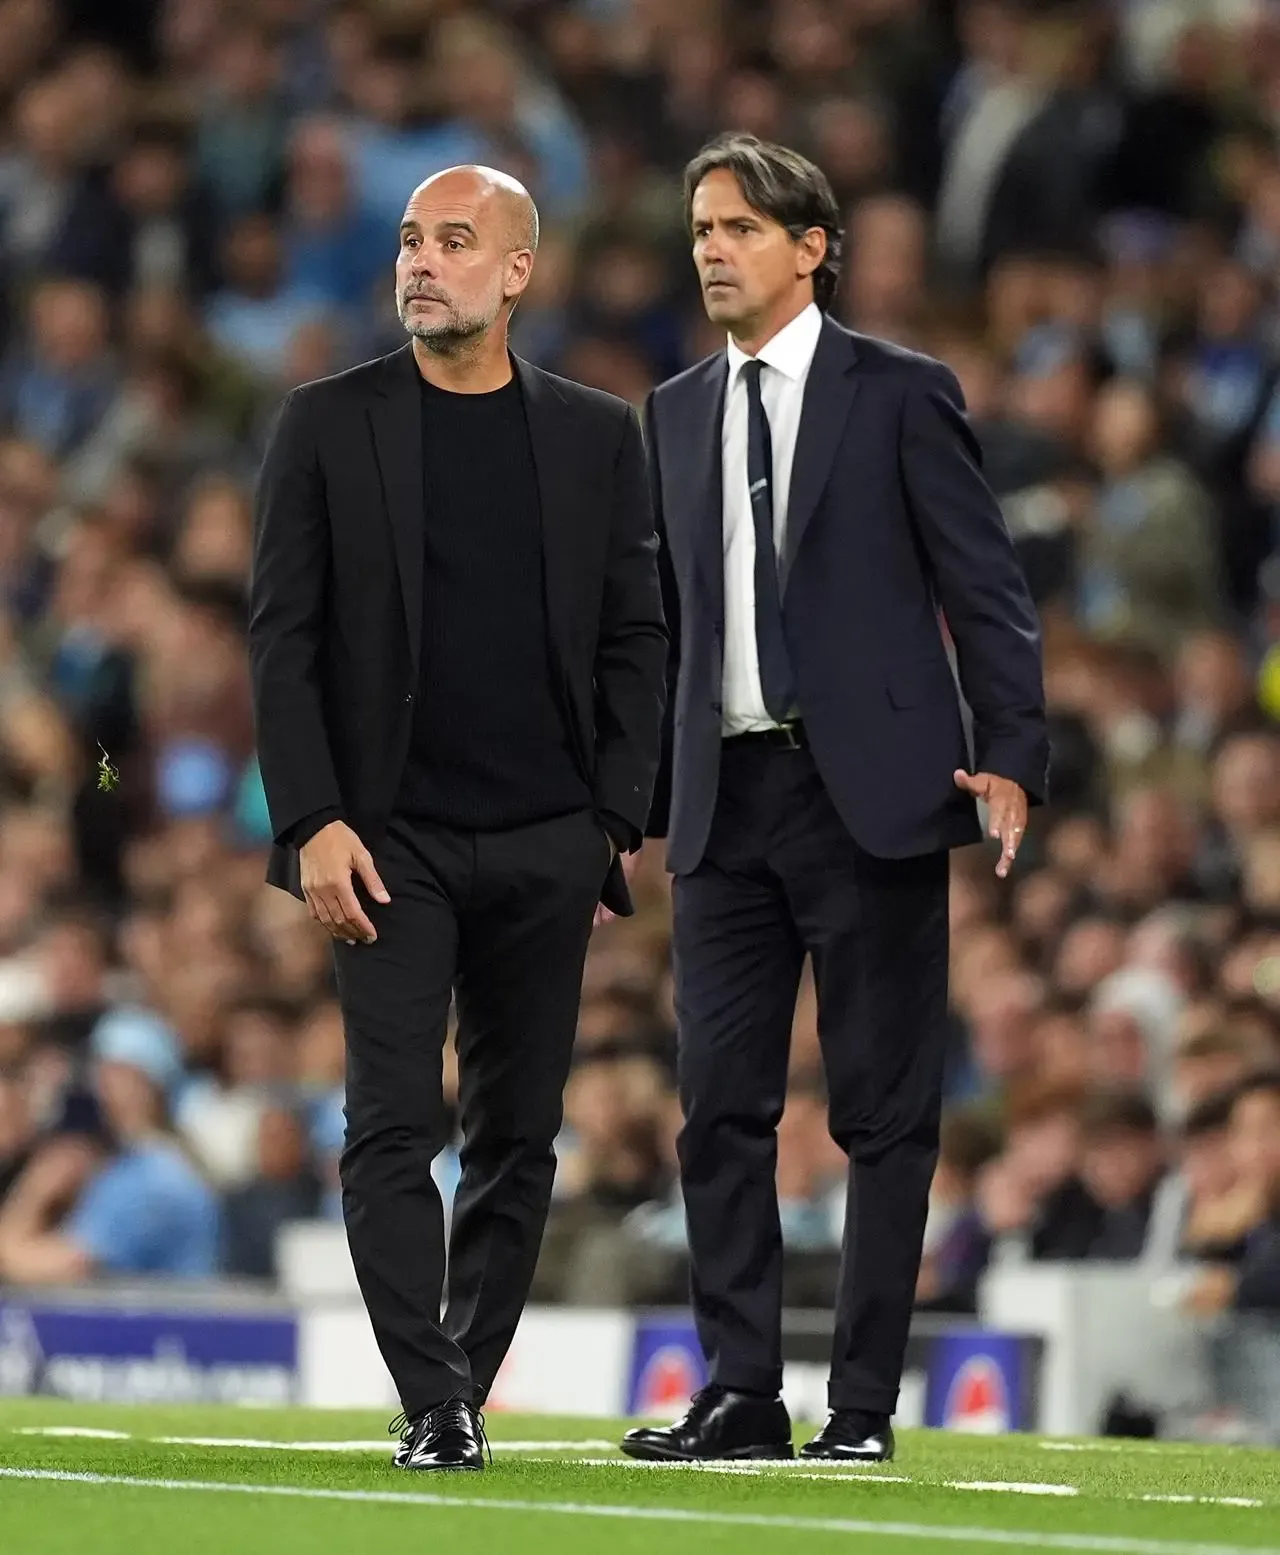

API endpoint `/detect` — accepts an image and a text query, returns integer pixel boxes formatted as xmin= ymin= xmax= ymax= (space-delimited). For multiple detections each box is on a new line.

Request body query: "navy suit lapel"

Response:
xmin=782 ymin=317 xmax=860 ymax=593
xmin=692 ymin=353 xmax=728 ymax=630
xmin=369 ymin=344 xmax=424 ymax=679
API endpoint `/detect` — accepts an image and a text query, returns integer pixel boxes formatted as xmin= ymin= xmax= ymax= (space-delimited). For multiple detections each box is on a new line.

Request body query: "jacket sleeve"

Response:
xmin=249 ymin=388 xmax=344 ymax=845
xmin=899 ymin=363 xmax=1050 ymax=804
xmin=592 ymin=404 xmax=669 ymax=847
xmin=284 ymin=806 xmax=345 ymax=849
xmin=640 ymin=389 xmax=679 ymax=840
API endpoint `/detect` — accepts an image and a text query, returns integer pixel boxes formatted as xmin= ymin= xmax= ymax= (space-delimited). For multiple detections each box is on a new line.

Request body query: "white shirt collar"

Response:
xmin=726 ymin=302 xmax=823 ymax=385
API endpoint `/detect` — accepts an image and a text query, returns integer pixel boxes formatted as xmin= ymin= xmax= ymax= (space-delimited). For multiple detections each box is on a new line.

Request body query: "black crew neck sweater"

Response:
xmin=391 ymin=371 xmax=591 ymax=830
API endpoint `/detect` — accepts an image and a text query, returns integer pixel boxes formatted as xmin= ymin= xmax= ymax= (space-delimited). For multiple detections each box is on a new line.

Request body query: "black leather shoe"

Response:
xmin=392 ymin=1399 xmax=488 ymax=1471
xmin=620 ymin=1385 xmax=793 ymax=1461
xmin=800 ymin=1410 xmax=895 ymax=1463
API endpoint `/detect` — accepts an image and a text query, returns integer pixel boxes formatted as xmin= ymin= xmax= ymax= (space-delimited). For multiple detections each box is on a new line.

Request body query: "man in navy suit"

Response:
xmin=621 ymin=135 xmax=1048 ymax=1465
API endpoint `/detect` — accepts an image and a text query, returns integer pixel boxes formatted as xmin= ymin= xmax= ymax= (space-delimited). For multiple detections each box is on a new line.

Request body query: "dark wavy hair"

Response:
xmin=682 ymin=133 xmax=844 ymax=313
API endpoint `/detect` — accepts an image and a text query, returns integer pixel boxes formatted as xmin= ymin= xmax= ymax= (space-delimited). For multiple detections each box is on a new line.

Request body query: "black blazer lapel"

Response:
xmin=514 ymin=356 xmax=589 ymax=768
xmin=369 ymin=344 xmax=424 ymax=678
xmin=691 ymin=353 xmax=728 ymax=629
xmin=514 ymin=355 xmax=572 ymax=667
xmin=782 ymin=317 xmax=860 ymax=593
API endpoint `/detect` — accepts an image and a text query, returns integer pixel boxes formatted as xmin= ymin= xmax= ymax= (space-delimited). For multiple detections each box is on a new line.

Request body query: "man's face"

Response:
xmin=1008 ymin=1112 xmax=1080 ymax=1195
xmin=1181 ymin=1128 xmax=1235 ymax=1202
xmin=1230 ymin=1088 xmax=1280 ymax=1194
xmin=1081 ymin=1129 xmax=1162 ymax=1211
xmin=690 ymin=168 xmax=818 ymax=333
xmin=395 ymin=175 xmax=532 ymax=351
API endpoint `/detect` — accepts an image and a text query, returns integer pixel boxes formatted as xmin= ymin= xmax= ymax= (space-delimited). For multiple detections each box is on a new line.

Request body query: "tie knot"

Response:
xmin=742 ymin=358 xmax=764 ymax=383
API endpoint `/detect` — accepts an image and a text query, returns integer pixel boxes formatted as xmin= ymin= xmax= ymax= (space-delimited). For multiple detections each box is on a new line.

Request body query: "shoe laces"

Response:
xmin=390 ymin=1396 xmax=491 ymax=1464
xmin=679 ymin=1384 xmax=727 ymax=1425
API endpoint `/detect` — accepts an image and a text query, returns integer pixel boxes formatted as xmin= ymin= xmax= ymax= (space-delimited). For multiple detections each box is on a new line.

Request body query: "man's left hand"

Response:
xmin=954 ymin=769 xmax=1028 ymax=879
xmin=594 ymin=845 xmax=636 ymax=929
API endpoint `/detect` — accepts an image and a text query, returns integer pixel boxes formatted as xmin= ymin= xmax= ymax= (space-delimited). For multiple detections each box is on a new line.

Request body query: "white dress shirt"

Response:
xmin=721 ymin=301 xmax=823 ymax=736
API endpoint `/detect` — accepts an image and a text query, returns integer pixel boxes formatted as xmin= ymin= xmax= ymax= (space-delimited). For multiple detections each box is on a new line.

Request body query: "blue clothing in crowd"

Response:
xmin=66 ymin=1140 xmax=221 ymax=1278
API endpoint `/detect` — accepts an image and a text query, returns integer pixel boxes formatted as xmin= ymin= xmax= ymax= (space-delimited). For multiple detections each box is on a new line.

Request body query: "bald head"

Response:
xmin=410 ymin=165 xmax=538 ymax=253
xmin=395 ymin=165 xmax=539 ymax=356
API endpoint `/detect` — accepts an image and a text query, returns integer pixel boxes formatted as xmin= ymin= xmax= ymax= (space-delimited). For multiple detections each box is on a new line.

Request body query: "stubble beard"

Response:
xmin=398 ymin=290 xmax=498 ymax=356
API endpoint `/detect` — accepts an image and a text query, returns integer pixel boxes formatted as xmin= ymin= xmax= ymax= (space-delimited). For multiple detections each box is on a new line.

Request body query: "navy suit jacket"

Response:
xmin=643 ymin=314 xmax=1049 ymax=873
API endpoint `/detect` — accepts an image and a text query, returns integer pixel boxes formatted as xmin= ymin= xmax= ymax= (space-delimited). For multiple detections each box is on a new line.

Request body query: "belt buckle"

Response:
xmin=778 ymin=722 xmax=800 ymax=749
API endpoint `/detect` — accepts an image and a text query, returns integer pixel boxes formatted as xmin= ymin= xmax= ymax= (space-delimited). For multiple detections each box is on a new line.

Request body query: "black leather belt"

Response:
xmin=722 ymin=722 xmax=808 ymax=750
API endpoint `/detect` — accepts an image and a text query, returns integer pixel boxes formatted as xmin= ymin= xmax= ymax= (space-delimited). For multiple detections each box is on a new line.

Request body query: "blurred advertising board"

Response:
xmin=0 ymin=1293 xmax=297 ymax=1405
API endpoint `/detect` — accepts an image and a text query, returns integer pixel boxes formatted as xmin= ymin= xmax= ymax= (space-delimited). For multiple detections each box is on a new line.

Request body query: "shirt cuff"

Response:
xmin=285 ymin=807 xmax=344 ymax=849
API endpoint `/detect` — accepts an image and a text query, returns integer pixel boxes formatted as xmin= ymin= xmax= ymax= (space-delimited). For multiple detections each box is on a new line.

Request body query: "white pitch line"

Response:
xmin=14 ymin=1427 xmax=131 ymax=1440
xmin=1140 ymin=1497 xmax=1264 ymax=1510
xmin=1 ymin=1467 xmax=1276 ymax=1555
xmin=948 ymin=1482 xmax=1079 ymax=1497
xmin=569 ymin=1458 xmax=892 ymax=1475
xmin=1039 ymin=1444 xmax=1242 ymax=1458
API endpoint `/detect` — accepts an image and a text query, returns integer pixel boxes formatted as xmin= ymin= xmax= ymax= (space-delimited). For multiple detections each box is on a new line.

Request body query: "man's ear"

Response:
xmin=796 ymin=227 xmax=827 ymax=281
xmin=505 ymin=249 xmax=535 ymax=302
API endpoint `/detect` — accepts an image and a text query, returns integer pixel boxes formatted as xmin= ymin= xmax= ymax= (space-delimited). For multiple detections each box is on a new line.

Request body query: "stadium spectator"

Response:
xmin=176 ymin=994 xmax=299 ymax=1188
xmin=1184 ymin=1070 xmax=1280 ymax=1316
xmin=985 ymin=1079 xmax=1103 ymax=1261
xmin=0 ymin=278 xmax=117 ymax=458
xmin=280 ymin=116 xmax=387 ymax=319
xmin=916 ymin=1107 xmax=1003 ymax=1312
xmin=1078 ymin=376 xmax=1220 ymax=659
xmin=0 ymin=1004 xmax=219 ymax=1279
xmin=1173 ymin=1088 xmax=1257 ymax=1265
xmin=58 ymin=116 xmax=221 ymax=303
xmin=204 ymin=212 xmax=327 ymax=383
xmin=1078 ymin=1088 xmax=1166 ymax=1259
xmin=220 ymin=1101 xmax=322 ymax=1280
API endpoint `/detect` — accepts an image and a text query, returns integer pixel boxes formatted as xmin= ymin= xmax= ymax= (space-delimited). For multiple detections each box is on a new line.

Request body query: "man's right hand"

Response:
xmin=299 ymin=820 xmax=390 ymax=945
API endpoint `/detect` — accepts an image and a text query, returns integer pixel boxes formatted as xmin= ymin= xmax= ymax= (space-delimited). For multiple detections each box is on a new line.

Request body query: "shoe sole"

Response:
xmin=799 ymin=1448 xmax=894 ymax=1463
xmin=401 ymin=1461 xmax=484 ymax=1471
xmin=619 ymin=1441 xmax=795 ymax=1463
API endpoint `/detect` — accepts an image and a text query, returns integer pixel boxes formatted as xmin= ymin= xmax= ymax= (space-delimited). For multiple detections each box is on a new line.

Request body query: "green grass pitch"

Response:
xmin=1 ymin=1398 xmax=1277 ymax=1554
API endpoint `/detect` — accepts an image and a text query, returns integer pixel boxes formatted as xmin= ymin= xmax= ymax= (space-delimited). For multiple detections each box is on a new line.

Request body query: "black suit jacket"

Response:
xmin=249 ymin=344 xmax=668 ymax=918
xmin=644 ymin=315 xmax=1048 ymax=873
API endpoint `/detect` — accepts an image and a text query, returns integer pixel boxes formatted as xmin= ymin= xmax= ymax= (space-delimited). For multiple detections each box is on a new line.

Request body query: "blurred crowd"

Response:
xmin=0 ymin=0 xmax=1277 ymax=1381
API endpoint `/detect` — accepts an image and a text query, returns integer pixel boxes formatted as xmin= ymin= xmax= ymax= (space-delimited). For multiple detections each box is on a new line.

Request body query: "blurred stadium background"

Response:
xmin=0 ymin=0 xmax=1277 ymax=1447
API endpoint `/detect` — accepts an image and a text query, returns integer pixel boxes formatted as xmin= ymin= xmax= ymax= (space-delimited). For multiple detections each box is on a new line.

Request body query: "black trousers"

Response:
xmin=673 ymin=741 xmax=949 ymax=1416
xmin=333 ymin=808 xmax=612 ymax=1416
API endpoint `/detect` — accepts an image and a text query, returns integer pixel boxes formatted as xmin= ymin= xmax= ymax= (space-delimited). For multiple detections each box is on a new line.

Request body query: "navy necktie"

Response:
xmin=742 ymin=359 xmax=795 ymax=723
